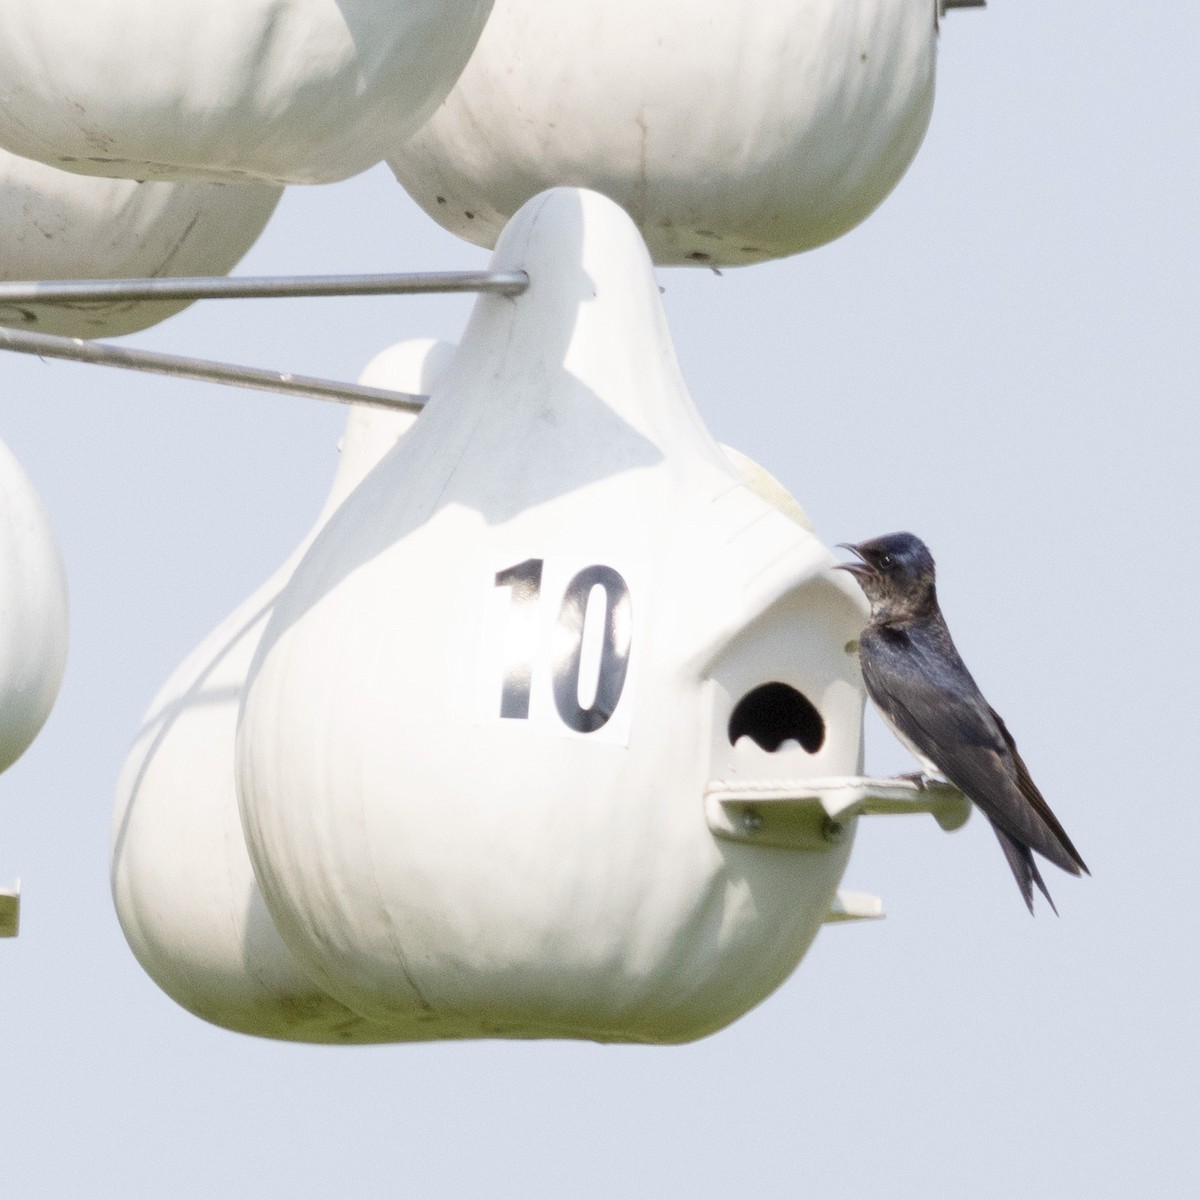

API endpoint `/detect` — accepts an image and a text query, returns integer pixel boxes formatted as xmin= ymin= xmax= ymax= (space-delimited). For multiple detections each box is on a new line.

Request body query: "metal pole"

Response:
xmin=0 ymin=327 xmax=428 ymax=412
xmin=0 ymin=269 xmax=528 ymax=307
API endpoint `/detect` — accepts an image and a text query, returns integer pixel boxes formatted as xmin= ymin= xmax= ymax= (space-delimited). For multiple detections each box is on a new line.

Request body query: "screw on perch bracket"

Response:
xmin=822 ymin=817 xmax=847 ymax=845
xmin=739 ymin=808 xmax=764 ymax=834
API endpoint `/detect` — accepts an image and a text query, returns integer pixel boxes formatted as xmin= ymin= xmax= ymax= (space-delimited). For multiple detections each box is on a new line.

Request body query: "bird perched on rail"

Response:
xmin=835 ymin=532 xmax=1088 ymax=913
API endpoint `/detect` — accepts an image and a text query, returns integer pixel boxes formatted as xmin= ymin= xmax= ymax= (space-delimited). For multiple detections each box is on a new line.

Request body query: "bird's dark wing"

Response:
xmin=988 ymin=706 xmax=1089 ymax=875
xmin=860 ymin=624 xmax=1085 ymax=878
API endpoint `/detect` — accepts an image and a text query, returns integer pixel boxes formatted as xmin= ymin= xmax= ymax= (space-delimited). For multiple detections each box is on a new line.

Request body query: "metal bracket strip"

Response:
xmin=706 ymin=774 xmax=971 ymax=852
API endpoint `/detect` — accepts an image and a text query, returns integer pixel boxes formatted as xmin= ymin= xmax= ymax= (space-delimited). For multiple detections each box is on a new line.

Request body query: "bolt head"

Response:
xmin=740 ymin=808 xmax=764 ymax=833
xmin=822 ymin=817 xmax=846 ymax=845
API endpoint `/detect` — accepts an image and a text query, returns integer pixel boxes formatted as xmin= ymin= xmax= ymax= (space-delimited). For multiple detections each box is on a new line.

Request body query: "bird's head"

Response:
xmin=834 ymin=531 xmax=937 ymax=619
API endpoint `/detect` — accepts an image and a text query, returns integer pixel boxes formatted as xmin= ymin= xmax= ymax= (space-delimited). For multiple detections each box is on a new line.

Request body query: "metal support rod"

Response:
xmin=0 ymin=269 xmax=529 ymax=306
xmin=0 ymin=326 xmax=428 ymax=412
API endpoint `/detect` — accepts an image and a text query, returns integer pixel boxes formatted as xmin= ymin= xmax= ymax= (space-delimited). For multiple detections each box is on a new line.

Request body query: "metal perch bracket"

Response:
xmin=706 ymin=774 xmax=970 ymax=853
xmin=706 ymin=775 xmax=970 ymax=924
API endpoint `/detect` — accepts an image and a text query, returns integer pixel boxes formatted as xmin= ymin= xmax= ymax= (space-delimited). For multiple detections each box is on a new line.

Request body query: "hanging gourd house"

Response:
xmin=0 ymin=146 xmax=281 ymax=339
xmin=112 ymin=341 xmax=453 ymax=1041
xmin=391 ymin=0 xmax=943 ymax=266
xmin=0 ymin=0 xmax=495 ymax=184
xmin=229 ymin=188 xmax=965 ymax=1046
xmin=0 ymin=439 xmax=68 ymax=776
xmin=0 ymin=436 xmax=70 ymax=940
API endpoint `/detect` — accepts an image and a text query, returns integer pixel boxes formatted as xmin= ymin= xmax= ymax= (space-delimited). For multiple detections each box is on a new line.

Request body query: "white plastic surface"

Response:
xmin=0 ymin=441 xmax=68 ymax=773
xmin=391 ymin=0 xmax=938 ymax=265
xmin=111 ymin=340 xmax=453 ymax=1042
xmin=235 ymin=188 xmax=871 ymax=1044
xmin=825 ymin=890 xmax=883 ymax=923
xmin=0 ymin=1 xmax=494 ymax=185
xmin=0 ymin=148 xmax=281 ymax=338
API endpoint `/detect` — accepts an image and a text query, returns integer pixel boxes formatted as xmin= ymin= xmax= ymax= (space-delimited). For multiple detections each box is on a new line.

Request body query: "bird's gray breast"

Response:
xmin=859 ymin=622 xmax=962 ymax=778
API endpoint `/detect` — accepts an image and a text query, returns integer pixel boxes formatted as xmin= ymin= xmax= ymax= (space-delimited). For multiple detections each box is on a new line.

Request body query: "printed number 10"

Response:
xmin=493 ymin=558 xmax=632 ymax=733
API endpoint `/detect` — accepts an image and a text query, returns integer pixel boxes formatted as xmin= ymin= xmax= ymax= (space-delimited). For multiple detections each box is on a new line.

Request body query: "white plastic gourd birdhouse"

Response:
xmin=233 ymin=188 xmax=874 ymax=1045
xmin=0 ymin=148 xmax=281 ymax=338
xmin=390 ymin=0 xmax=939 ymax=266
xmin=0 ymin=439 xmax=68 ymax=773
xmin=111 ymin=341 xmax=453 ymax=1040
xmin=0 ymin=0 xmax=494 ymax=185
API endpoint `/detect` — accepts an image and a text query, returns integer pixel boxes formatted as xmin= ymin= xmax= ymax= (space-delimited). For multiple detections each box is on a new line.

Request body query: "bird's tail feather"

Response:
xmin=989 ymin=707 xmax=1088 ymax=877
xmin=994 ymin=826 xmax=1059 ymax=916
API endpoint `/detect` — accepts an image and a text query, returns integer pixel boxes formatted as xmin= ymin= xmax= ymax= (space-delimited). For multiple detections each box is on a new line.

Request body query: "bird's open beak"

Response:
xmin=834 ymin=543 xmax=874 ymax=580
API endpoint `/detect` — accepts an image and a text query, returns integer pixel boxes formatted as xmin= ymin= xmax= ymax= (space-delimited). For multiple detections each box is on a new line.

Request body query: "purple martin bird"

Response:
xmin=835 ymin=532 xmax=1088 ymax=913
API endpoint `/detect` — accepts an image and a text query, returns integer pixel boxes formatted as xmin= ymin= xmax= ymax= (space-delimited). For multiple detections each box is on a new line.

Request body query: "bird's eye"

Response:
xmin=879 ymin=554 xmax=893 ymax=568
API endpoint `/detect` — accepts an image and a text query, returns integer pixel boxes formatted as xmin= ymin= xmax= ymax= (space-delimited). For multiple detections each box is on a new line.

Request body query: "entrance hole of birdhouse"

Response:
xmin=727 ymin=682 xmax=825 ymax=753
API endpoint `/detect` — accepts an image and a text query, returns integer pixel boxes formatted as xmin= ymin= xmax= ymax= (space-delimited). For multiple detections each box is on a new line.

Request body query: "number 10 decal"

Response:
xmin=493 ymin=558 xmax=633 ymax=734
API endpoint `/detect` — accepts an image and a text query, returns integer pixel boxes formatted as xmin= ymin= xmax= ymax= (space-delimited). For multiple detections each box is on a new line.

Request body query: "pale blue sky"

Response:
xmin=1 ymin=6 xmax=1196 ymax=1196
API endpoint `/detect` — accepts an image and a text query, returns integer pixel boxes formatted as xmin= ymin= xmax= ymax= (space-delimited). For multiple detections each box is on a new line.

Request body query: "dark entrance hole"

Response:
xmin=727 ymin=682 xmax=825 ymax=753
